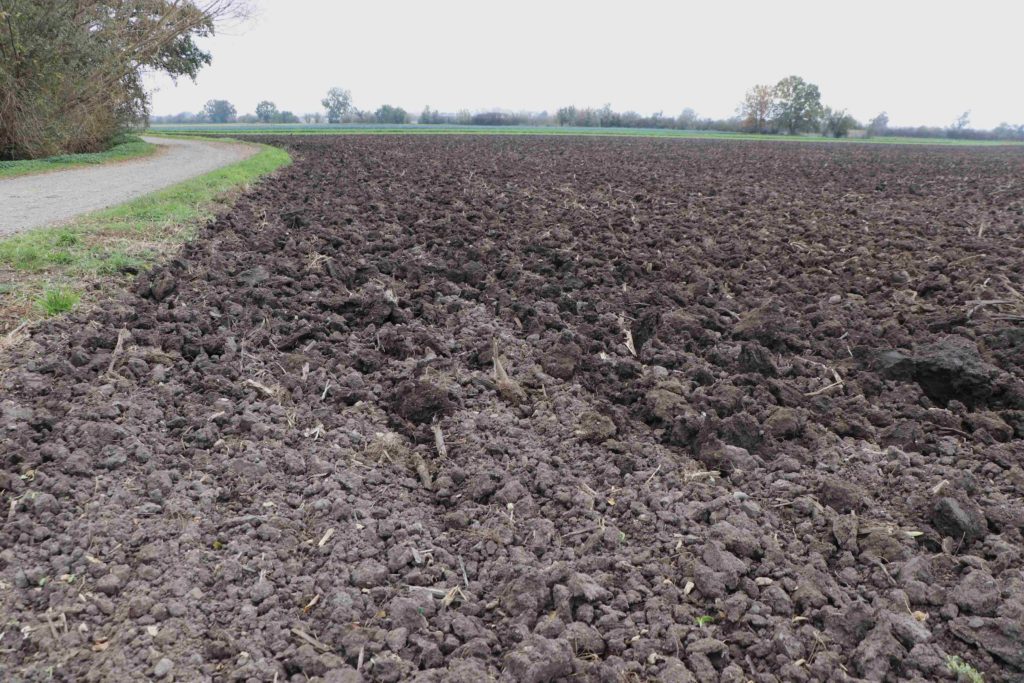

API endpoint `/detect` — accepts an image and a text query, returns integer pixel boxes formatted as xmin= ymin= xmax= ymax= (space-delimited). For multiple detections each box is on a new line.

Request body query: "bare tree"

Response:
xmin=951 ymin=111 xmax=971 ymax=132
xmin=739 ymin=85 xmax=777 ymax=133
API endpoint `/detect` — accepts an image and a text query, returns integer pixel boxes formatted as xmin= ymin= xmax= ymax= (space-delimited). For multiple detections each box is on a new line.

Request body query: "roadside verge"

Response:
xmin=0 ymin=135 xmax=157 ymax=179
xmin=0 ymin=139 xmax=291 ymax=335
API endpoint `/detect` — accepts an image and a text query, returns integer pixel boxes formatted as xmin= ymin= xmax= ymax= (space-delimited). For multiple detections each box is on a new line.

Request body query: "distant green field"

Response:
xmin=147 ymin=123 xmax=1024 ymax=146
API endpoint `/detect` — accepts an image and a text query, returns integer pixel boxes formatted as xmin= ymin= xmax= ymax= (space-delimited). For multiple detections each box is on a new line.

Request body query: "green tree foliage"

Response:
xmin=255 ymin=100 xmax=278 ymax=123
xmin=821 ymin=107 xmax=857 ymax=138
xmin=374 ymin=105 xmax=409 ymax=124
xmin=321 ymin=87 xmax=353 ymax=124
xmin=772 ymin=75 xmax=823 ymax=134
xmin=203 ymin=100 xmax=237 ymax=123
xmin=0 ymin=0 xmax=247 ymax=160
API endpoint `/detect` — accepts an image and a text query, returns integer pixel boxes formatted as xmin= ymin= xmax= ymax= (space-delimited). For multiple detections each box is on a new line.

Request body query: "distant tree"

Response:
xmin=739 ymin=84 xmax=777 ymax=133
xmin=302 ymin=112 xmax=324 ymax=124
xmin=321 ymin=87 xmax=353 ymax=124
xmin=867 ymin=111 xmax=889 ymax=137
xmin=772 ymin=76 xmax=823 ymax=134
xmin=255 ymin=100 xmax=278 ymax=123
xmin=374 ymin=105 xmax=409 ymax=124
xmin=677 ymin=108 xmax=699 ymax=129
xmin=994 ymin=122 xmax=1024 ymax=140
xmin=556 ymin=106 xmax=578 ymax=126
xmin=951 ymin=110 xmax=971 ymax=132
xmin=152 ymin=111 xmax=206 ymax=125
xmin=455 ymin=109 xmax=473 ymax=125
xmin=597 ymin=103 xmax=619 ymax=127
xmin=471 ymin=111 xmax=522 ymax=126
xmin=420 ymin=105 xmax=445 ymax=124
xmin=576 ymin=108 xmax=599 ymax=127
xmin=276 ymin=110 xmax=300 ymax=124
xmin=821 ymin=107 xmax=856 ymax=138
xmin=621 ymin=111 xmax=642 ymax=127
xmin=236 ymin=113 xmax=258 ymax=124
xmin=203 ymin=99 xmax=237 ymax=124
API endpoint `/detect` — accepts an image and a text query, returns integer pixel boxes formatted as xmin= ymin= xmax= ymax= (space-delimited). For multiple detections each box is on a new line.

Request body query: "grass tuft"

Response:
xmin=947 ymin=655 xmax=984 ymax=682
xmin=37 ymin=288 xmax=80 ymax=316
xmin=55 ymin=231 xmax=79 ymax=247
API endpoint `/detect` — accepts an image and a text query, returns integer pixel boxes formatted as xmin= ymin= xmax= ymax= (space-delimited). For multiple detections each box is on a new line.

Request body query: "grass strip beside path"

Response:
xmin=0 ymin=136 xmax=158 ymax=179
xmin=0 ymin=140 xmax=291 ymax=332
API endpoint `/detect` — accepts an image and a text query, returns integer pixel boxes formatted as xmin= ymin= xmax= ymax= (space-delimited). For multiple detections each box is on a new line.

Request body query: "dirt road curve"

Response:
xmin=0 ymin=136 xmax=257 ymax=236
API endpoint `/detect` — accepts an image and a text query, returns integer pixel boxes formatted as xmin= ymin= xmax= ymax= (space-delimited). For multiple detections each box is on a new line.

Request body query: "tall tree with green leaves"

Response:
xmin=772 ymin=75 xmax=823 ymax=135
xmin=256 ymin=100 xmax=279 ymax=123
xmin=203 ymin=99 xmax=237 ymax=123
xmin=374 ymin=105 xmax=409 ymax=124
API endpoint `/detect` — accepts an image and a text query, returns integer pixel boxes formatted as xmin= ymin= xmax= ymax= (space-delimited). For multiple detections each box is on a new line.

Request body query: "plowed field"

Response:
xmin=2 ymin=136 xmax=1024 ymax=682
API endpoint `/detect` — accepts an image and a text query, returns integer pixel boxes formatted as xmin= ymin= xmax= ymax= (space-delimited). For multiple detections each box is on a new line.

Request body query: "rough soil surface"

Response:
xmin=0 ymin=136 xmax=257 ymax=235
xmin=2 ymin=136 xmax=1024 ymax=682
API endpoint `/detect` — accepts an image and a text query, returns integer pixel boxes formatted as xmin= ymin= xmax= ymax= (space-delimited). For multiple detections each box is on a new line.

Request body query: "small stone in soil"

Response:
xmin=153 ymin=657 xmax=173 ymax=678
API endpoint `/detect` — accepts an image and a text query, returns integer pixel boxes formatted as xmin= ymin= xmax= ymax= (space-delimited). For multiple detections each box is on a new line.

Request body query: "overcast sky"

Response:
xmin=146 ymin=0 xmax=1024 ymax=129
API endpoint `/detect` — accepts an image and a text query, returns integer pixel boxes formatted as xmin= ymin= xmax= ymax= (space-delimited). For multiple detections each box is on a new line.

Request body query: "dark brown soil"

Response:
xmin=2 ymin=136 xmax=1024 ymax=682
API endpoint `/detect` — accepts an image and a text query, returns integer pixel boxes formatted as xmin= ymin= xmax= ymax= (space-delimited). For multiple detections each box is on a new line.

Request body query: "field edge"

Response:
xmin=0 ymin=139 xmax=292 ymax=333
xmin=148 ymin=124 xmax=1024 ymax=147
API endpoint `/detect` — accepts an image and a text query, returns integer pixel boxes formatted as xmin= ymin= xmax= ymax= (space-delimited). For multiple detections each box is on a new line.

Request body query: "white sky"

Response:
xmin=146 ymin=0 xmax=1024 ymax=129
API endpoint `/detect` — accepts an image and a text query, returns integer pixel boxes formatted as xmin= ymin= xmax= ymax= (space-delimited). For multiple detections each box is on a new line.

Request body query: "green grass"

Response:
xmin=88 ymin=138 xmax=290 ymax=229
xmin=947 ymin=656 xmax=984 ymax=682
xmin=37 ymin=288 xmax=80 ymax=316
xmin=0 ymin=138 xmax=291 ymax=329
xmin=148 ymin=123 xmax=1024 ymax=147
xmin=0 ymin=135 xmax=157 ymax=179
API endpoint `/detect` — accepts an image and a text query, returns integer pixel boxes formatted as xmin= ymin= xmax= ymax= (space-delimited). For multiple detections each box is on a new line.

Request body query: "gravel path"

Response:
xmin=0 ymin=136 xmax=258 ymax=236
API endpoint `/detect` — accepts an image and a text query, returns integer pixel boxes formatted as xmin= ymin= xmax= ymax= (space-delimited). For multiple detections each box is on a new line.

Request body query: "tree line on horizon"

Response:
xmin=151 ymin=79 xmax=1024 ymax=142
